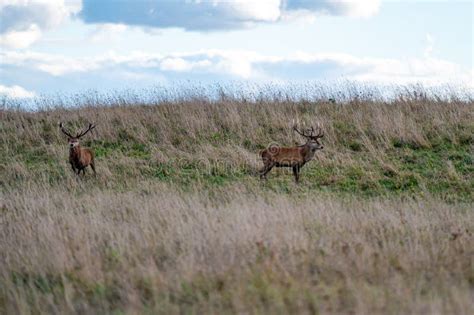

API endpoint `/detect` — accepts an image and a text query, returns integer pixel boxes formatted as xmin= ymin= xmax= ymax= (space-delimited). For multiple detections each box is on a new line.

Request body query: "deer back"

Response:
xmin=262 ymin=146 xmax=305 ymax=164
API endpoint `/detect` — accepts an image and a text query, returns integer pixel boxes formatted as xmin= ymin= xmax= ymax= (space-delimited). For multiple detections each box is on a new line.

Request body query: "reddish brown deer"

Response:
xmin=260 ymin=124 xmax=324 ymax=183
xmin=59 ymin=122 xmax=96 ymax=176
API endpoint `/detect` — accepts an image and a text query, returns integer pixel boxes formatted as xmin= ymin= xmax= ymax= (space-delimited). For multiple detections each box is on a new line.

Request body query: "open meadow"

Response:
xmin=1 ymin=86 xmax=473 ymax=314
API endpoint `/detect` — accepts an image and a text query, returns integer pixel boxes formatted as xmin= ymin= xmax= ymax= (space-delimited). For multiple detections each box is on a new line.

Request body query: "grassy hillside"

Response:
xmin=2 ymin=92 xmax=473 ymax=200
xmin=1 ymin=88 xmax=473 ymax=314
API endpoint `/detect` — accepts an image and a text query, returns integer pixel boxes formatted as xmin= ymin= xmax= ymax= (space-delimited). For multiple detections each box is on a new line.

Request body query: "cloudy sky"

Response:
xmin=0 ymin=0 xmax=472 ymax=98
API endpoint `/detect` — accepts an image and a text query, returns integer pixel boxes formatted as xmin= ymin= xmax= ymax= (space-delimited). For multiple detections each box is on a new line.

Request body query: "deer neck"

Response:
xmin=70 ymin=145 xmax=82 ymax=155
xmin=301 ymin=143 xmax=317 ymax=162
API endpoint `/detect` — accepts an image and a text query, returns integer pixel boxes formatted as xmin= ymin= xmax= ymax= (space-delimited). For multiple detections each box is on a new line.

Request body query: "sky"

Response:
xmin=0 ymin=0 xmax=472 ymax=99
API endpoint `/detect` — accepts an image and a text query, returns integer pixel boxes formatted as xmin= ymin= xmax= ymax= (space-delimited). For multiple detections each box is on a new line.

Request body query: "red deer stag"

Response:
xmin=59 ymin=122 xmax=96 ymax=176
xmin=260 ymin=124 xmax=324 ymax=183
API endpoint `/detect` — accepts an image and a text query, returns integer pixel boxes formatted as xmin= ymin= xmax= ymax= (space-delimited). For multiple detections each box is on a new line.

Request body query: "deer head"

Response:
xmin=60 ymin=122 xmax=96 ymax=148
xmin=293 ymin=123 xmax=324 ymax=151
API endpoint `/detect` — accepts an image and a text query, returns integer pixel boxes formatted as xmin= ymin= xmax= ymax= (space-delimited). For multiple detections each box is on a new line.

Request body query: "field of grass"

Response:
xmin=1 ymin=86 xmax=473 ymax=314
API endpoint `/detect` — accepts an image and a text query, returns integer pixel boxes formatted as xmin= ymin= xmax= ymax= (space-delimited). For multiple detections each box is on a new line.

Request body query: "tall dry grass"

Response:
xmin=2 ymin=88 xmax=473 ymax=196
xmin=1 ymin=183 xmax=473 ymax=314
xmin=1 ymin=85 xmax=473 ymax=314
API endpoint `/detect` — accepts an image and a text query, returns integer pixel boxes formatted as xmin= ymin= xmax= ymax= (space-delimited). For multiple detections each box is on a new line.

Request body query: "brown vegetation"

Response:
xmin=1 ymin=184 xmax=473 ymax=314
xmin=0 ymin=86 xmax=473 ymax=314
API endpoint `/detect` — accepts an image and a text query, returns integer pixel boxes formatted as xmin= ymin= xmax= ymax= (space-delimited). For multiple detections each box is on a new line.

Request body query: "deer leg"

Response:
xmin=292 ymin=166 xmax=300 ymax=183
xmin=260 ymin=163 xmax=274 ymax=180
xmin=90 ymin=162 xmax=96 ymax=175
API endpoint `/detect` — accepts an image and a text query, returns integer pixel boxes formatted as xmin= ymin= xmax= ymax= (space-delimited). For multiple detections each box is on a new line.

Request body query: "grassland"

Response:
xmin=1 ymin=86 xmax=473 ymax=314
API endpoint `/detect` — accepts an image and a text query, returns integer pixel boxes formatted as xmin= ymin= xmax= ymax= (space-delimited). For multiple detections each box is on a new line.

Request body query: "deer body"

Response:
xmin=262 ymin=145 xmax=318 ymax=167
xmin=69 ymin=144 xmax=95 ymax=175
xmin=260 ymin=125 xmax=324 ymax=183
xmin=60 ymin=122 xmax=96 ymax=176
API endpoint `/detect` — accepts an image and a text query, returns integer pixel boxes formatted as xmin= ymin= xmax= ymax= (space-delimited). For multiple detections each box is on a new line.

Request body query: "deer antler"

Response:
xmin=314 ymin=123 xmax=324 ymax=139
xmin=59 ymin=122 xmax=74 ymax=138
xmin=293 ymin=124 xmax=310 ymax=138
xmin=76 ymin=123 xmax=96 ymax=138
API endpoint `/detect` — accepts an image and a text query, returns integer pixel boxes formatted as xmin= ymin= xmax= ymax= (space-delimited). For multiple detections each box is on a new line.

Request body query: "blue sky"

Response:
xmin=0 ymin=0 xmax=472 ymax=98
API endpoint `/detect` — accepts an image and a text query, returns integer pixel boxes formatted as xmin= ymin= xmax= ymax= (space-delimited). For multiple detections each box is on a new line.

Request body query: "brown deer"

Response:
xmin=59 ymin=122 xmax=96 ymax=176
xmin=260 ymin=124 xmax=324 ymax=183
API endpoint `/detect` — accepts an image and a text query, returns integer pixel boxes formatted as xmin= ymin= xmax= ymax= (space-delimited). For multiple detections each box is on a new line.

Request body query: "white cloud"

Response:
xmin=338 ymin=0 xmax=381 ymax=18
xmin=79 ymin=0 xmax=381 ymax=31
xmin=1 ymin=49 xmax=471 ymax=87
xmin=159 ymin=57 xmax=192 ymax=72
xmin=0 ymin=84 xmax=35 ymax=98
xmin=284 ymin=0 xmax=380 ymax=18
xmin=424 ymin=33 xmax=435 ymax=58
xmin=230 ymin=0 xmax=282 ymax=22
xmin=64 ymin=0 xmax=82 ymax=15
xmin=0 ymin=24 xmax=41 ymax=48
xmin=0 ymin=50 xmax=100 ymax=75
xmin=160 ymin=57 xmax=212 ymax=72
xmin=349 ymin=57 xmax=471 ymax=85
xmin=0 ymin=0 xmax=80 ymax=48
xmin=0 ymin=1 xmax=382 ymax=48
xmin=89 ymin=23 xmax=128 ymax=43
